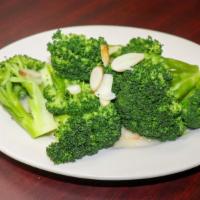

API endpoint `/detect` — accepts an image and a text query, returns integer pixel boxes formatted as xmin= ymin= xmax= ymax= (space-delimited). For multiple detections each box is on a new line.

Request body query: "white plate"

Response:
xmin=0 ymin=25 xmax=200 ymax=180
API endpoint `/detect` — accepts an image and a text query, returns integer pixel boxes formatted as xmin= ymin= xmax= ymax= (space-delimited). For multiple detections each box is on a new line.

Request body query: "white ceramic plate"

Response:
xmin=0 ymin=25 xmax=200 ymax=180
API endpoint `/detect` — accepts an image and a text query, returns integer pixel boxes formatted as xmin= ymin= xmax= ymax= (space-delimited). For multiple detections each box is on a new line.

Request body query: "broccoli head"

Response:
xmin=48 ymin=30 xmax=106 ymax=81
xmin=64 ymin=82 xmax=100 ymax=116
xmin=45 ymin=81 xmax=100 ymax=116
xmin=122 ymin=36 xmax=162 ymax=55
xmin=111 ymin=36 xmax=163 ymax=58
xmin=182 ymin=83 xmax=200 ymax=129
xmin=42 ymin=65 xmax=68 ymax=115
xmin=42 ymin=64 xmax=100 ymax=116
xmin=115 ymin=55 xmax=200 ymax=141
xmin=46 ymin=104 xmax=121 ymax=163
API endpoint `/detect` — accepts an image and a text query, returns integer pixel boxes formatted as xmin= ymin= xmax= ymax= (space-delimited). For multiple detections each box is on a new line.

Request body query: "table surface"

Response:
xmin=0 ymin=0 xmax=200 ymax=199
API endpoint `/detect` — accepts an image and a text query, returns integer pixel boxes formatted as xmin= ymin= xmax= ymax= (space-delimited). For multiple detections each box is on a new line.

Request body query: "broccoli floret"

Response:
xmin=48 ymin=30 xmax=106 ymax=81
xmin=115 ymin=55 xmax=200 ymax=141
xmin=182 ymin=83 xmax=200 ymax=128
xmin=46 ymin=104 xmax=121 ymax=163
xmin=122 ymin=36 xmax=162 ymax=55
xmin=42 ymin=64 xmax=100 ymax=116
xmin=46 ymin=82 xmax=100 ymax=116
xmin=42 ymin=65 xmax=68 ymax=115
xmin=65 ymin=82 xmax=100 ymax=116
xmin=1 ymin=55 xmax=45 ymax=71
xmin=111 ymin=36 xmax=163 ymax=58
xmin=0 ymin=55 xmax=57 ymax=138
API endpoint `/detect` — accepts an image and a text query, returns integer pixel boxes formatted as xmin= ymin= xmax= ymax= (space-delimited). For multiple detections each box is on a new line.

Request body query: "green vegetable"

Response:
xmin=46 ymin=104 xmax=121 ymax=163
xmin=111 ymin=36 xmax=163 ymax=58
xmin=43 ymin=63 xmax=120 ymax=163
xmin=13 ymin=83 xmax=27 ymax=99
xmin=115 ymin=55 xmax=200 ymax=141
xmin=42 ymin=64 xmax=100 ymax=116
xmin=182 ymin=83 xmax=200 ymax=128
xmin=0 ymin=55 xmax=57 ymax=138
xmin=42 ymin=64 xmax=69 ymax=115
xmin=47 ymin=30 xmax=106 ymax=81
xmin=122 ymin=36 xmax=163 ymax=55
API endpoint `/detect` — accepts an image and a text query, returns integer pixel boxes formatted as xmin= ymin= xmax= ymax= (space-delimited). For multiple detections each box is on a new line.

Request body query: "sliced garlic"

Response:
xmin=90 ymin=66 xmax=103 ymax=91
xmin=111 ymin=53 xmax=144 ymax=72
xmin=114 ymin=127 xmax=158 ymax=148
xmin=95 ymin=74 xmax=113 ymax=95
xmin=98 ymin=92 xmax=116 ymax=101
xmin=95 ymin=74 xmax=116 ymax=101
xmin=100 ymin=44 xmax=110 ymax=66
xmin=67 ymin=84 xmax=81 ymax=95
xmin=100 ymin=99 xmax=110 ymax=107
xmin=108 ymin=45 xmax=122 ymax=55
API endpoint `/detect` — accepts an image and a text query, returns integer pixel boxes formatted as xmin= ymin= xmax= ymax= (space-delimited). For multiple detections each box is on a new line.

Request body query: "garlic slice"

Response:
xmin=95 ymin=74 xmax=116 ymax=101
xmin=114 ymin=127 xmax=158 ymax=148
xmin=67 ymin=84 xmax=81 ymax=95
xmin=111 ymin=53 xmax=144 ymax=72
xmin=100 ymin=44 xmax=110 ymax=66
xmin=90 ymin=66 xmax=103 ymax=91
xmin=98 ymin=92 xmax=116 ymax=101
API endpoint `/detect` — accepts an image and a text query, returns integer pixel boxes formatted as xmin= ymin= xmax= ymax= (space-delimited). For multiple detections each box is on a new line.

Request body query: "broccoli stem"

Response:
xmin=164 ymin=58 xmax=199 ymax=74
xmin=171 ymin=72 xmax=200 ymax=100
xmin=0 ymin=55 xmax=57 ymax=138
xmin=12 ymin=78 xmax=57 ymax=137
xmin=0 ymin=82 xmax=38 ymax=136
xmin=165 ymin=57 xmax=200 ymax=100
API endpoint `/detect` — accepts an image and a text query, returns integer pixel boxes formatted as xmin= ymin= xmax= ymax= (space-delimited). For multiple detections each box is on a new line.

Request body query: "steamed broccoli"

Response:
xmin=110 ymin=36 xmax=163 ymax=58
xmin=46 ymin=104 xmax=121 ymax=163
xmin=43 ymin=64 xmax=120 ymax=163
xmin=42 ymin=63 xmax=121 ymax=163
xmin=0 ymin=55 xmax=57 ymax=138
xmin=42 ymin=64 xmax=100 ymax=116
xmin=182 ymin=83 xmax=200 ymax=128
xmin=64 ymin=82 xmax=100 ymax=116
xmin=115 ymin=55 xmax=200 ymax=141
xmin=122 ymin=36 xmax=163 ymax=55
xmin=42 ymin=64 xmax=69 ymax=115
xmin=110 ymin=36 xmax=163 ymax=93
xmin=48 ymin=30 xmax=106 ymax=81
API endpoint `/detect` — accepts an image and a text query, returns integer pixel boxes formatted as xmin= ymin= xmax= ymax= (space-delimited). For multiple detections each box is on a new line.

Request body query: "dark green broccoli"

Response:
xmin=109 ymin=36 xmax=163 ymax=94
xmin=48 ymin=30 xmax=106 ymax=81
xmin=0 ymin=55 xmax=57 ymax=138
xmin=110 ymin=36 xmax=163 ymax=58
xmin=122 ymin=36 xmax=163 ymax=55
xmin=182 ymin=83 xmax=200 ymax=128
xmin=46 ymin=104 xmax=121 ymax=163
xmin=64 ymin=82 xmax=100 ymax=116
xmin=42 ymin=64 xmax=100 ymax=116
xmin=115 ymin=55 xmax=200 ymax=141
